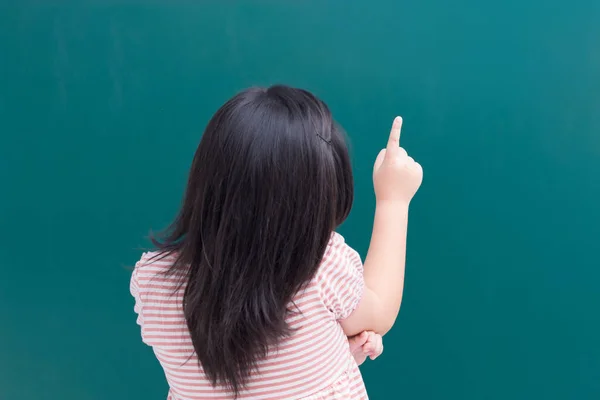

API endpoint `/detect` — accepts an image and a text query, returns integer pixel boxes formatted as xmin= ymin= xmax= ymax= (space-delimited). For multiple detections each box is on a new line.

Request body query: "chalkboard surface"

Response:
xmin=1 ymin=2 xmax=599 ymax=399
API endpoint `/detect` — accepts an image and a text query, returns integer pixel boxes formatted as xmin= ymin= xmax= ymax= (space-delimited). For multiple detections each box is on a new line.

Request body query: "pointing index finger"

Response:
xmin=387 ymin=116 xmax=402 ymax=151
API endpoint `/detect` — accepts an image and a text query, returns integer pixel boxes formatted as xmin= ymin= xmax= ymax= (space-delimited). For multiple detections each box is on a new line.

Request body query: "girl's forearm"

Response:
xmin=362 ymin=202 xmax=409 ymax=332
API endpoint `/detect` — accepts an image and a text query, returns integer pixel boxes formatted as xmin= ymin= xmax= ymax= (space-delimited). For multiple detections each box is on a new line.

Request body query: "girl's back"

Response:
xmin=131 ymin=232 xmax=367 ymax=399
xmin=131 ymin=85 xmax=368 ymax=399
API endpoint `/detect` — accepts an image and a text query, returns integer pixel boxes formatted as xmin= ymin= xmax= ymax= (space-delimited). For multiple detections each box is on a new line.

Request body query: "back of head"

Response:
xmin=152 ymin=85 xmax=354 ymax=395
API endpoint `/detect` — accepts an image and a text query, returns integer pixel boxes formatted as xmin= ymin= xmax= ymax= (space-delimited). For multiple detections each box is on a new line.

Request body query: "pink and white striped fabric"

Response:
xmin=130 ymin=232 xmax=368 ymax=400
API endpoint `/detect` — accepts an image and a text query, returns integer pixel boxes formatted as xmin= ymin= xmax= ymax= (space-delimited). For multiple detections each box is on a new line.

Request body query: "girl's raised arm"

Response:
xmin=340 ymin=117 xmax=423 ymax=336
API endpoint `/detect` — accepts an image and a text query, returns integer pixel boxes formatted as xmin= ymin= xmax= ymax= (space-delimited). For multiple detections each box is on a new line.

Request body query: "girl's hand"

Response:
xmin=348 ymin=331 xmax=384 ymax=366
xmin=373 ymin=117 xmax=423 ymax=205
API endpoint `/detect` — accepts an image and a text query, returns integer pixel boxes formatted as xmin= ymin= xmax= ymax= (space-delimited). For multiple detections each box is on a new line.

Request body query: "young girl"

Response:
xmin=130 ymin=85 xmax=422 ymax=399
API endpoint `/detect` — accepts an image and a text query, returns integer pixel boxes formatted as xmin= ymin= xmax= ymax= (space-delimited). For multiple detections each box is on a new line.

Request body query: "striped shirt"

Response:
xmin=130 ymin=232 xmax=368 ymax=400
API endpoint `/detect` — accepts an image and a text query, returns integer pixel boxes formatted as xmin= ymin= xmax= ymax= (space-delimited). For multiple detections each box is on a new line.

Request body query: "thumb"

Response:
xmin=373 ymin=149 xmax=386 ymax=174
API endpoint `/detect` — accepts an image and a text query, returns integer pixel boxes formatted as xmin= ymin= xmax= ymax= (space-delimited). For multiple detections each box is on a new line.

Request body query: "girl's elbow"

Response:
xmin=375 ymin=317 xmax=395 ymax=336
xmin=376 ymin=306 xmax=400 ymax=336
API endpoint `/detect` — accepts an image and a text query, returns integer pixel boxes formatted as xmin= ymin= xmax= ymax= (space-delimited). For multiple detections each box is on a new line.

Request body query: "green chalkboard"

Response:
xmin=1 ymin=2 xmax=599 ymax=399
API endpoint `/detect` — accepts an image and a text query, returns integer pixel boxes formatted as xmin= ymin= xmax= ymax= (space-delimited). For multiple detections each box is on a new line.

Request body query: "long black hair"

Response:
xmin=151 ymin=85 xmax=354 ymax=395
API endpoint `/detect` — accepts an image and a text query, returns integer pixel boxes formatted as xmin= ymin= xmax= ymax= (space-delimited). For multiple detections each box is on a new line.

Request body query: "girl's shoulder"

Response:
xmin=133 ymin=251 xmax=177 ymax=273
xmin=130 ymin=251 xmax=182 ymax=294
xmin=322 ymin=232 xmax=364 ymax=272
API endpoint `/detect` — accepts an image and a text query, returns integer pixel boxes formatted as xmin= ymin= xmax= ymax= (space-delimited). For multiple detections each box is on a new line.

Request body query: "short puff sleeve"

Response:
xmin=316 ymin=233 xmax=365 ymax=320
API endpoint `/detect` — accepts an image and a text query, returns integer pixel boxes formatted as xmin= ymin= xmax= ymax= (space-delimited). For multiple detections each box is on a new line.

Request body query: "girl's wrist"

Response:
xmin=375 ymin=200 xmax=410 ymax=217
